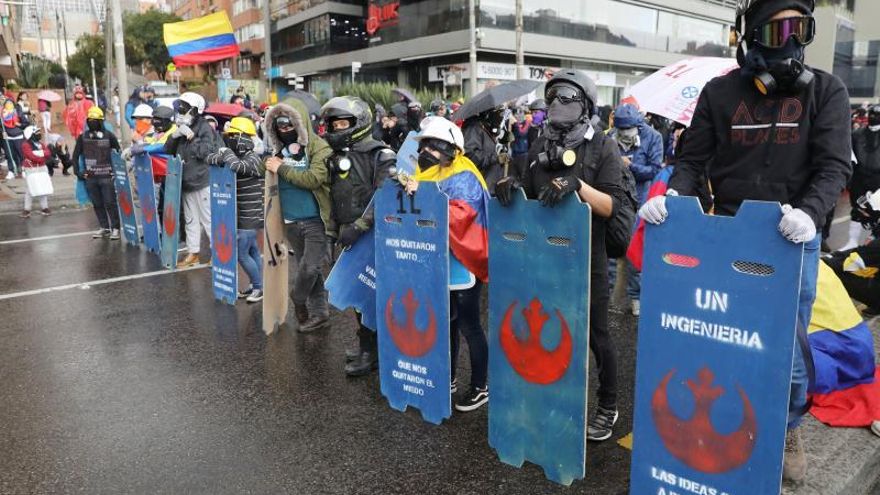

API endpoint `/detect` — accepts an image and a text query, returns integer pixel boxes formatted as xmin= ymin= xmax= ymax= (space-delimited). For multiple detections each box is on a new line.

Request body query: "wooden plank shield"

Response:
xmin=375 ymin=180 xmax=451 ymax=425
xmin=630 ymin=197 xmax=804 ymax=495
xmin=487 ymin=190 xmax=592 ymax=486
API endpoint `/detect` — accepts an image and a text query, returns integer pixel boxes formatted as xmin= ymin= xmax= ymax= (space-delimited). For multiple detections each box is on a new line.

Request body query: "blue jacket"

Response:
xmin=124 ymin=98 xmax=157 ymax=130
xmin=611 ymin=124 xmax=664 ymax=205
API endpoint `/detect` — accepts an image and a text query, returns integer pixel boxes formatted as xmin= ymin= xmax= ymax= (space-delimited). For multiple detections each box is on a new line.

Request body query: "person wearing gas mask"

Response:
xmin=495 ymin=70 xmax=627 ymax=441
xmin=462 ymin=106 xmax=511 ymax=193
xmin=401 ymin=116 xmax=490 ymax=412
xmin=262 ymin=100 xmax=334 ymax=333
xmin=607 ymin=103 xmax=663 ymax=317
xmin=840 ymin=105 xmax=880 ymax=251
xmin=72 ymin=106 xmax=121 ymax=240
xmin=206 ymin=117 xmax=265 ymax=303
xmin=320 ymin=96 xmax=396 ymax=376
xmin=164 ymin=92 xmax=221 ymax=267
xmin=638 ymin=0 xmax=852 ymax=482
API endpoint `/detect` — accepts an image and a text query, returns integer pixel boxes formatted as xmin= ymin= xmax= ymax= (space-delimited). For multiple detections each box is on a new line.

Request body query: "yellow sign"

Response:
xmin=167 ymin=62 xmax=177 ymax=73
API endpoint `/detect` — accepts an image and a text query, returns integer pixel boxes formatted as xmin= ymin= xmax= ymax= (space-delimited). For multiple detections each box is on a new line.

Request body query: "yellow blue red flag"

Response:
xmin=163 ymin=12 xmax=239 ymax=66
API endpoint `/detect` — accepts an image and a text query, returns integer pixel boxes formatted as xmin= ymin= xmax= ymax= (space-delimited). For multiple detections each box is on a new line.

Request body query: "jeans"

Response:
xmin=450 ymin=281 xmax=488 ymax=389
xmin=6 ymin=137 xmax=22 ymax=175
xmin=608 ymin=257 xmax=641 ymax=301
xmin=286 ymin=219 xmax=330 ymax=317
xmin=237 ymin=229 xmax=262 ymax=290
xmin=788 ymin=235 xmax=820 ymax=429
xmin=84 ymin=176 xmax=120 ymax=230
xmin=591 ymin=253 xmax=618 ymax=409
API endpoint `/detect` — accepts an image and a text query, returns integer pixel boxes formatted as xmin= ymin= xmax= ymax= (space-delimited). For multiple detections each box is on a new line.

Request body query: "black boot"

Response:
xmin=293 ymin=302 xmax=309 ymax=325
xmin=345 ymin=350 xmax=378 ymax=377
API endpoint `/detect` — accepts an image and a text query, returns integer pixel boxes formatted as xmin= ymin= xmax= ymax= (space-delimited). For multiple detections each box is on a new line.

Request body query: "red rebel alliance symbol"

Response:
xmin=214 ymin=223 xmax=234 ymax=264
xmin=143 ymin=201 xmax=155 ymax=225
xmin=500 ymin=298 xmax=573 ymax=385
xmin=385 ymin=289 xmax=437 ymax=358
xmin=118 ymin=190 xmax=133 ymax=217
xmin=163 ymin=203 xmax=176 ymax=236
xmin=652 ymin=367 xmax=757 ymax=473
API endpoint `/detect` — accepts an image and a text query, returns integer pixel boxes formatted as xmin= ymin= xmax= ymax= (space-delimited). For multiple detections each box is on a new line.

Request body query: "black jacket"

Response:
xmin=164 ymin=117 xmax=222 ymax=191
xmin=463 ymin=118 xmax=503 ymax=192
xmin=329 ymin=138 xmax=396 ymax=230
xmin=851 ymin=127 xmax=880 ymax=196
xmin=668 ymin=67 xmax=852 ymax=229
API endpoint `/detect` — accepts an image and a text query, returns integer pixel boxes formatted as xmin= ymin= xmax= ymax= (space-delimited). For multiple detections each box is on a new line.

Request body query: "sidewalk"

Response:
xmin=0 ymin=173 xmax=83 ymax=214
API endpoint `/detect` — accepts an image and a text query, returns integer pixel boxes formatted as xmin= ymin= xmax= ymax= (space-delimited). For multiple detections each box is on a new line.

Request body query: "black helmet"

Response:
xmin=320 ymin=96 xmax=373 ymax=150
xmin=529 ymin=98 xmax=547 ymax=112
xmin=545 ymin=69 xmax=598 ymax=116
xmin=735 ymin=0 xmax=815 ymax=37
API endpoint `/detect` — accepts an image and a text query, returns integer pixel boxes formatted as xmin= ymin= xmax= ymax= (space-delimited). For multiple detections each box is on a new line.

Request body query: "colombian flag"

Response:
xmin=415 ymin=154 xmax=490 ymax=282
xmin=163 ymin=12 xmax=239 ymax=67
xmin=808 ymin=261 xmax=879 ymax=427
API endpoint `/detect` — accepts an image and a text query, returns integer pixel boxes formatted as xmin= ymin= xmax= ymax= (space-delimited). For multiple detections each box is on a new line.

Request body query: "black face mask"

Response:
xmin=742 ymin=37 xmax=808 ymax=89
xmin=546 ymin=100 xmax=584 ymax=129
xmin=278 ymin=129 xmax=298 ymax=146
xmin=32 ymin=132 xmax=42 ymax=142
xmin=87 ymin=119 xmax=103 ymax=133
xmin=417 ymin=150 xmax=442 ymax=169
xmin=869 ymin=113 xmax=880 ymax=128
xmin=152 ymin=119 xmax=171 ymax=133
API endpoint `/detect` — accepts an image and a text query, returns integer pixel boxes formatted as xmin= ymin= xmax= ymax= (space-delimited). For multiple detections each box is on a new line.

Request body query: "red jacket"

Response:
xmin=22 ymin=140 xmax=51 ymax=169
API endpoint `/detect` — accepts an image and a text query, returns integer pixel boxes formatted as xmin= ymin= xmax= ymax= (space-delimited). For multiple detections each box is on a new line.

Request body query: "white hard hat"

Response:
xmin=132 ymin=103 xmax=154 ymax=119
xmin=177 ymin=92 xmax=206 ymax=114
xmin=23 ymin=125 xmax=38 ymax=140
xmin=414 ymin=116 xmax=464 ymax=153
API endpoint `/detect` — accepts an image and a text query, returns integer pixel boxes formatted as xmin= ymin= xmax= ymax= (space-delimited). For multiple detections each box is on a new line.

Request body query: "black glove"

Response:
xmin=337 ymin=223 xmax=364 ymax=249
xmin=538 ymin=176 xmax=580 ymax=207
xmin=495 ymin=176 xmax=522 ymax=207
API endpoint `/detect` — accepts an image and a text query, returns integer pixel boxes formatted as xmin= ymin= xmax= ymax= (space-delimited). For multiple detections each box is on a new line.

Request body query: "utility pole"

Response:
xmin=468 ymin=0 xmax=477 ymax=97
xmin=54 ymin=10 xmax=62 ymax=64
xmin=104 ymin=2 xmax=112 ymax=105
xmin=515 ymin=0 xmax=524 ymax=80
xmin=61 ymin=9 xmax=70 ymax=65
xmin=90 ymin=58 xmax=98 ymax=100
xmin=110 ymin=0 xmax=130 ymax=144
xmin=33 ymin=9 xmax=43 ymax=57
xmin=262 ymin=0 xmax=272 ymax=103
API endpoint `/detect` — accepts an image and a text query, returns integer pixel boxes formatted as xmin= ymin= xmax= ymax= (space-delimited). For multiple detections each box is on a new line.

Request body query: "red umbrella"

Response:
xmin=205 ymin=102 xmax=245 ymax=118
xmin=37 ymin=90 xmax=62 ymax=102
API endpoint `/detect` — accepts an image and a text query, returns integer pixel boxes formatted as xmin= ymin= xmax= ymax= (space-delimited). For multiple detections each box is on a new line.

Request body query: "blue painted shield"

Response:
xmin=160 ymin=156 xmax=183 ymax=270
xmin=375 ymin=180 xmax=451 ymax=424
xmin=210 ymin=164 xmax=238 ymax=304
xmin=326 ymin=199 xmax=379 ymax=331
xmin=395 ymin=131 xmax=419 ymax=175
xmin=133 ymin=153 xmax=161 ymax=254
xmin=630 ymin=197 xmax=803 ymax=495
xmin=488 ymin=190 xmax=592 ymax=486
xmin=111 ymin=151 xmax=139 ymax=246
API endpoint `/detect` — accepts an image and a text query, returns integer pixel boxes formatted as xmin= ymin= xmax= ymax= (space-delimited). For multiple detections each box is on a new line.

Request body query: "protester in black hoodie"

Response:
xmin=639 ymin=0 xmax=852 ymax=483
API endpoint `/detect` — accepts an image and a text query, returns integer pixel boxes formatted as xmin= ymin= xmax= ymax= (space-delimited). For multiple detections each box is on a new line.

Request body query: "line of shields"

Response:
xmin=327 ymin=159 xmax=804 ymax=491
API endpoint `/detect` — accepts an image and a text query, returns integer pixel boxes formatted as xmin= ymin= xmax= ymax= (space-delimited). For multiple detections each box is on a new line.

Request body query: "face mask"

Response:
xmin=869 ymin=114 xmax=880 ymax=128
xmin=135 ymin=119 xmax=152 ymax=135
xmin=87 ymin=119 xmax=103 ymax=133
xmin=417 ymin=150 xmax=442 ymax=169
xmin=870 ymin=124 xmax=880 ymax=133
xmin=153 ymin=119 xmax=171 ymax=133
xmin=743 ymin=37 xmax=807 ymax=88
xmin=547 ymin=100 xmax=584 ymax=128
xmin=175 ymin=113 xmax=193 ymax=127
xmin=279 ymin=129 xmax=298 ymax=146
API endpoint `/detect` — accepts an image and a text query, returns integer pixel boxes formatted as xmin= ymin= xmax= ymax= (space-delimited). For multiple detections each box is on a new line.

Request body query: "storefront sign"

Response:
xmin=428 ymin=62 xmax=616 ymax=87
xmin=366 ymin=0 xmax=400 ymax=37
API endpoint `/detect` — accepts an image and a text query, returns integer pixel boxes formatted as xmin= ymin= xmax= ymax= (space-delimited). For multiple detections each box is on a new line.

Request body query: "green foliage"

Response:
xmin=67 ymin=34 xmax=106 ymax=86
xmin=334 ymin=82 xmax=461 ymax=112
xmin=123 ymin=9 xmax=181 ymax=80
xmin=17 ymin=53 xmax=54 ymax=88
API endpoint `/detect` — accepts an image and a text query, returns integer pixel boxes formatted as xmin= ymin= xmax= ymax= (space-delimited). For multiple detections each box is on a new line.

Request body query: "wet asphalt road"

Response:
xmin=0 ymin=205 xmax=851 ymax=494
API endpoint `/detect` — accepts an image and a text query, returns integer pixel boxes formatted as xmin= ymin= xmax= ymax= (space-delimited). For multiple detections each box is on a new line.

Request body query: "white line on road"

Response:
xmin=0 ymin=231 xmax=96 ymax=245
xmin=0 ymin=264 xmax=210 ymax=301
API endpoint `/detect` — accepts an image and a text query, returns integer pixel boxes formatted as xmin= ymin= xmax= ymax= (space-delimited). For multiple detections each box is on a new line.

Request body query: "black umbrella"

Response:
xmin=455 ymin=79 xmax=542 ymax=122
xmin=392 ymin=87 xmax=416 ymax=103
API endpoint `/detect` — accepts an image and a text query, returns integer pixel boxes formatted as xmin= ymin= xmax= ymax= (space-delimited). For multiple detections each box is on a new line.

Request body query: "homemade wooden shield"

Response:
xmin=487 ymin=190 xmax=592 ymax=486
xmin=375 ymin=181 xmax=451 ymax=425
xmin=210 ymin=164 xmax=238 ymax=305
xmin=160 ymin=156 xmax=183 ymax=270
xmin=133 ymin=153 xmax=161 ymax=254
xmin=111 ymin=151 xmax=139 ymax=246
xmin=629 ymin=197 xmax=804 ymax=495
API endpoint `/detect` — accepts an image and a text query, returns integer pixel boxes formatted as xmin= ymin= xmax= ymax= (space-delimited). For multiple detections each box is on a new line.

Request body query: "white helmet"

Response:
xmin=132 ymin=103 xmax=154 ymax=119
xmin=414 ymin=116 xmax=465 ymax=153
xmin=23 ymin=125 xmax=39 ymax=140
xmin=177 ymin=92 xmax=206 ymax=115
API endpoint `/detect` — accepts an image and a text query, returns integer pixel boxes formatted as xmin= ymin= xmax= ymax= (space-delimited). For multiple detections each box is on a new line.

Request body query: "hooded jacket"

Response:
xmin=608 ymin=123 xmax=664 ymax=205
xmin=164 ymin=116 xmax=221 ymax=191
xmin=262 ymin=100 xmax=335 ymax=237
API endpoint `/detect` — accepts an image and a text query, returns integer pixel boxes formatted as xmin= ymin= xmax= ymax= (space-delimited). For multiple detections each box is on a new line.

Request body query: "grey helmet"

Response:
xmin=545 ymin=69 xmax=598 ymax=117
xmin=320 ymin=96 xmax=373 ymax=151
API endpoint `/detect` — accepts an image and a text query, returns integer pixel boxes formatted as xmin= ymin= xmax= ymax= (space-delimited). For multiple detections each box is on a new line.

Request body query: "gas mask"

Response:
xmin=536 ymin=142 xmax=578 ymax=171
xmin=223 ymin=133 xmax=254 ymax=156
xmin=617 ymin=127 xmax=639 ymax=151
xmin=740 ymin=15 xmax=816 ymax=95
xmin=86 ymin=119 xmax=103 ymax=133
xmin=152 ymin=118 xmax=171 ymax=133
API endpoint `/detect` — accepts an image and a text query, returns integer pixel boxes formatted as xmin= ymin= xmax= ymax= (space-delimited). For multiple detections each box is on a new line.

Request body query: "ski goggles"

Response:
xmin=173 ymin=100 xmax=193 ymax=114
xmin=546 ymin=84 xmax=584 ymax=105
xmin=750 ymin=16 xmax=815 ymax=48
xmin=274 ymin=116 xmax=295 ymax=131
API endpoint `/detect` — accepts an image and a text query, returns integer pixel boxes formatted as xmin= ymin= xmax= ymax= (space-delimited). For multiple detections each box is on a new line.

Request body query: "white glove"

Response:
xmin=779 ymin=205 xmax=816 ymax=243
xmin=639 ymin=189 xmax=678 ymax=225
xmin=866 ymin=190 xmax=880 ymax=212
xmin=174 ymin=125 xmax=194 ymax=140
xmin=121 ymin=147 xmax=132 ymax=161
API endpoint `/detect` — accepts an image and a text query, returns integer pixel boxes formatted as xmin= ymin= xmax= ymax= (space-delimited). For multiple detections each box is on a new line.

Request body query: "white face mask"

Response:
xmin=869 ymin=124 xmax=880 ymax=132
xmin=175 ymin=113 xmax=193 ymax=127
xmin=619 ymin=127 xmax=639 ymax=139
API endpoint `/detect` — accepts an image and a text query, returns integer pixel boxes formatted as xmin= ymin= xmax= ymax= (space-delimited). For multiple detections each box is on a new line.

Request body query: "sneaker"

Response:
xmin=19 ymin=210 xmax=30 ymax=218
xmin=179 ymin=253 xmax=200 ymax=267
xmin=455 ymin=386 xmax=488 ymax=412
xmin=450 ymin=377 xmax=458 ymax=394
xmin=246 ymin=289 xmax=263 ymax=303
xmin=109 ymin=229 xmax=121 ymax=240
xmin=298 ymin=316 xmax=329 ymax=333
xmin=40 ymin=208 xmax=51 ymax=216
xmin=587 ymin=405 xmax=619 ymax=441
xmin=92 ymin=228 xmax=110 ymax=239
xmin=631 ymin=299 xmax=640 ymax=317
xmin=782 ymin=428 xmax=806 ymax=483
xmin=237 ymin=287 xmax=254 ymax=299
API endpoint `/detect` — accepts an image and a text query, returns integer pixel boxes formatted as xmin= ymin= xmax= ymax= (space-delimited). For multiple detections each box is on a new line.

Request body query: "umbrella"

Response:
xmin=37 ymin=90 xmax=61 ymax=102
xmin=205 ymin=102 xmax=245 ymax=118
xmin=455 ymin=79 xmax=542 ymax=122
xmin=283 ymin=90 xmax=321 ymax=118
xmin=624 ymin=57 xmax=738 ymax=127
xmin=392 ymin=87 xmax=416 ymax=103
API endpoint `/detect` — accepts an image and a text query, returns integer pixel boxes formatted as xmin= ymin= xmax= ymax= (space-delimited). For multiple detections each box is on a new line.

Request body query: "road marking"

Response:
xmin=0 ymin=231 xmax=96 ymax=245
xmin=0 ymin=264 xmax=210 ymax=301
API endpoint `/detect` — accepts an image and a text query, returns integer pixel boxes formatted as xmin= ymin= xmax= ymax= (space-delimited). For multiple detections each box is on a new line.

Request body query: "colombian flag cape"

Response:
xmin=415 ymin=154 xmax=489 ymax=282
xmin=163 ymin=12 xmax=240 ymax=66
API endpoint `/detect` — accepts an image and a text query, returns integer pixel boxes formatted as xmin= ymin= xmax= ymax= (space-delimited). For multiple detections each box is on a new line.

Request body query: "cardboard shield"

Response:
xmin=133 ymin=153 xmax=161 ymax=254
xmin=262 ymin=170 xmax=289 ymax=335
xmin=487 ymin=191 xmax=592 ymax=486
xmin=160 ymin=156 xmax=183 ymax=270
xmin=326 ymin=200 xmax=378 ymax=331
xmin=111 ymin=151 xmax=139 ymax=246
xmin=629 ymin=197 xmax=804 ymax=495
xmin=375 ymin=180 xmax=451 ymax=424
xmin=210 ymin=164 xmax=238 ymax=305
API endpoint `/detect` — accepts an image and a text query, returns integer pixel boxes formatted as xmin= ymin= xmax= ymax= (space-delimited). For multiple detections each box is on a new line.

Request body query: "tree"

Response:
xmin=67 ymin=34 xmax=106 ymax=87
xmin=124 ymin=9 xmax=181 ymax=80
